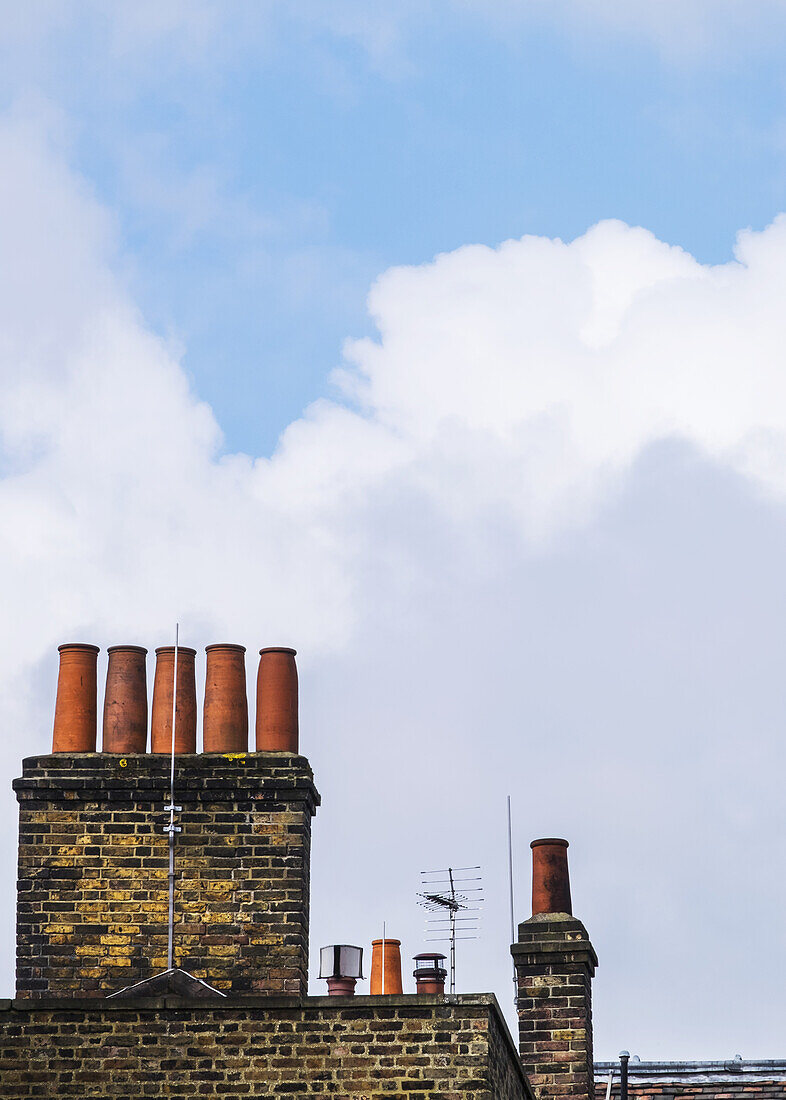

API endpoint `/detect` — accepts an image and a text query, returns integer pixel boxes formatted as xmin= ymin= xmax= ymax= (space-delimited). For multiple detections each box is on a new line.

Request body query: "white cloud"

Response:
xmin=5 ymin=106 xmax=786 ymax=1055
xmin=454 ymin=0 xmax=786 ymax=57
xmin=2 ymin=0 xmax=784 ymax=104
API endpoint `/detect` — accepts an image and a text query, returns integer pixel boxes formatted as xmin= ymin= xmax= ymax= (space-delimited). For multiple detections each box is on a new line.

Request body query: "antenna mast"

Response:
xmin=418 ymin=866 xmax=483 ymax=994
xmin=164 ymin=623 xmax=182 ymax=972
xmin=507 ymin=795 xmax=517 ymax=1005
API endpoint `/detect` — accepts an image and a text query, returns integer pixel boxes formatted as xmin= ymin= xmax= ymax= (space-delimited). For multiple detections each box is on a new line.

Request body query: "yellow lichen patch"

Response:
xmin=205 ymin=881 xmax=234 ymax=896
xmin=76 ymin=945 xmax=106 ymax=957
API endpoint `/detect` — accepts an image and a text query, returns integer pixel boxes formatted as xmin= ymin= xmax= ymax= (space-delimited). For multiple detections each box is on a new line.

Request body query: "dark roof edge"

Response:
xmin=595 ymin=1060 xmax=786 ymax=1078
xmin=0 ymin=991 xmax=504 ymax=1013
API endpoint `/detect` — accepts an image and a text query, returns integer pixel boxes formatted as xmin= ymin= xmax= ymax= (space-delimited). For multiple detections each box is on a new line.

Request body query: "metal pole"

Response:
xmin=620 ymin=1051 xmax=630 ymax=1100
xmin=507 ymin=795 xmax=517 ymax=1005
xmin=507 ymin=796 xmax=515 ymax=944
xmin=165 ymin=624 xmax=181 ymax=972
xmin=448 ymin=867 xmax=456 ymax=995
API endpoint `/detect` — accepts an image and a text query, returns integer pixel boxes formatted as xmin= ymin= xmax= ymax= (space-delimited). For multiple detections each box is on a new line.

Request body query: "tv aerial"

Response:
xmin=418 ymin=866 xmax=483 ymax=994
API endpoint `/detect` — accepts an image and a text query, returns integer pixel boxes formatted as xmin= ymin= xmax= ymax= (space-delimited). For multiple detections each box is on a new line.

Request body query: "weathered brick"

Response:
xmin=0 ymin=995 xmax=529 ymax=1099
xmin=13 ymin=754 xmax=318 ymax=999
xmin=513 ymin=915 xmax=597 ymax=1100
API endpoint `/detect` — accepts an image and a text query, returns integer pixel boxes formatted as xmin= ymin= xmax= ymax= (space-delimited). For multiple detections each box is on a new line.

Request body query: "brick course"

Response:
xmin=14 ymin=753 xmax=319 ymax=998
xmin=0 ymin=993 xmax=530 ymax=1099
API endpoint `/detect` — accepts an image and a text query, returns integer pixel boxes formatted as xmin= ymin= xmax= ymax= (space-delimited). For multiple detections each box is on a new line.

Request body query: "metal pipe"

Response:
xmin=620 ymin=1051 xmax=630 ymax=1100
xmin=507 ymin=795 xmax=516 ymax=1004
xmin=448 ymin=867 xmax=456 ymax=995
xmin=167 ymin=836 xmax=175 ymax=969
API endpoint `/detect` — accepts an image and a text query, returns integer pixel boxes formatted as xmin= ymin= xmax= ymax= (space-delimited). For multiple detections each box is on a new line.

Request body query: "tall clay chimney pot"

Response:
xmin=256 ymin=647 xmax=298 ymax=752
xmin=531 ymin=838 xmax=572 ymax=916
xmin=369 ymin=938 xmax=403 ymax=995
xmin=203 ymin=644 xmax=248 ymax=753
xmin=102 ymin=646 xmax=148 ymax=753
xmin=151 ymin=646 xmax=197 ymax=753
xmin=52 ymin=643 xmax=100 ymax=752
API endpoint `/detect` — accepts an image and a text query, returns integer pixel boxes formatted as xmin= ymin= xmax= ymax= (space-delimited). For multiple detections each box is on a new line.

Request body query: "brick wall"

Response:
xmin=512 ymin=914 xmax=597 ymax=1100
xmin=14 ymin=753 xmax=319 ymax=998
xmin=489 ymin=999 xmax=534 ymax=1099
xmin=0 ymin=993 xmax=531 ymax=1099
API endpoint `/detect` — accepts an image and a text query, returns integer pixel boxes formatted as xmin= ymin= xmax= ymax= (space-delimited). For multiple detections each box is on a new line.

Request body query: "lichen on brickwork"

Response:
xmin=13 ymin=753 xmax=319 ymax=999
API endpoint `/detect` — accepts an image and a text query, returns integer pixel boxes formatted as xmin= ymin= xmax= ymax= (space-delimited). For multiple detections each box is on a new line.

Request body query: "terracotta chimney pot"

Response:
xmin=326 ymin=976 xmax=357 ymax=996
xmin=369 ymin=938 xmax=403 ymax=995
xmin=102 ymin=646 xmax=148 ymax=753
xmin=413 ymin=952 xmax=447 ymax=995
xmin=151 ymin=646 xmax=197 ymax=754
xmin=531 ymin=838 xmax=572 ymax=916
xmin=52 ymin=643 xmax=100 ymax=752
xmin=256 ymin=647 xmax=298 ymax=752
xmin=203 ymin=644 xmax=248 ymax=753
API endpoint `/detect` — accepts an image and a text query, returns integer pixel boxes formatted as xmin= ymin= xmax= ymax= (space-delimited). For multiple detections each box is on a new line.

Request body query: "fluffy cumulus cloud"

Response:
xmin=5 ymin=106 xmax=786 ymax=1054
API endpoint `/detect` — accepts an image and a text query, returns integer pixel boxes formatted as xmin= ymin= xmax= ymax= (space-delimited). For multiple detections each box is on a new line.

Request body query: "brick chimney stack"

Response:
xmin=512 ymin=838 xmax=597 ymax=1100
xmin=14 ymin=640 xmax=319 ymax=999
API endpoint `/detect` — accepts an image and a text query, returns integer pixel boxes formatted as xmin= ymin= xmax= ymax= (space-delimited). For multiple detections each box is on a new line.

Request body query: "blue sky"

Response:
xmin=9 ymin=3 xmax=785 ymax=453
xmin=4 ymin=0 xmax=786 ymax=1060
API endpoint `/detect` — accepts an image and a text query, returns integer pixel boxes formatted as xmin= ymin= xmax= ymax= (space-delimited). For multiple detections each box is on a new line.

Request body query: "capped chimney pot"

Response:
xmin=203 ymin=644 xmax=248 ymax=753
xmin=319 ymin=944 xmax=363 ymax=997
xmin=102 ymin=646 xmax=148 ymax=753
xmin=413 ymin=951 xmax=447 ymax=995
xmin=151 ymin=646 xmax=197 ymax=754
xmin=256 ymin=647 xmax=298 ymax=752
xmin=370 ymin=938 xmax=403 ymax=995
xmin=531 ymin=837 xmax=572 ymax=915
xmin=52 ymin=643 xmax=100 ymax=752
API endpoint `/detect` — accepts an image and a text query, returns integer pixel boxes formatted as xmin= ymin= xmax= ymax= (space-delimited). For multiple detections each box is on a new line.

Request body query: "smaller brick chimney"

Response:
xmin=512 ymin=839 xmax=597 ymax=1100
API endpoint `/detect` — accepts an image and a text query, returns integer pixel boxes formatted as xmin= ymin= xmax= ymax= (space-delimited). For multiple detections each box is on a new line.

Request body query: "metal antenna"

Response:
xmin=507 ymin=795 xmax=517 ymax=1005
xmin=418 ymin=865 xmax=483 ymax=994
xmin=165 ymin=623 xmax=182 ymax=972
xmin=106 ymin=632 xmax=226 ymax=1002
